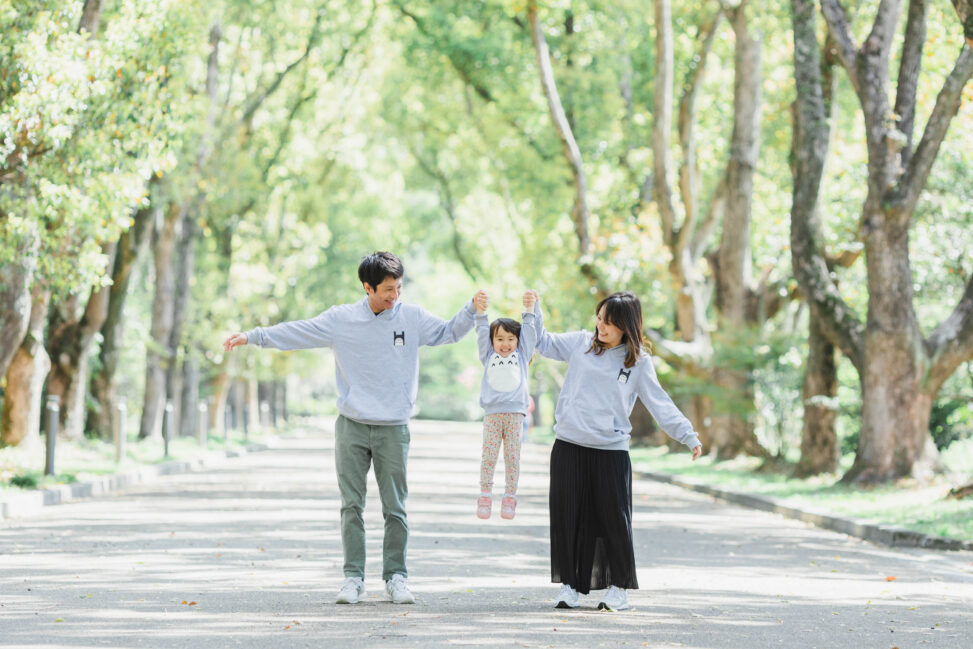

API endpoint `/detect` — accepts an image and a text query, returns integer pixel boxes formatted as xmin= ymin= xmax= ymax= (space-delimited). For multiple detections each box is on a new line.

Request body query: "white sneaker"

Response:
xmin=336 ymin=576 xmax=365 ymax=604
xmin=385 ymin=574 xmax=416 ymax=604
xmin=597 ymin=585 xmax=630 ymax=611
xmin=554 ymin=584 xmax=579 ymax=609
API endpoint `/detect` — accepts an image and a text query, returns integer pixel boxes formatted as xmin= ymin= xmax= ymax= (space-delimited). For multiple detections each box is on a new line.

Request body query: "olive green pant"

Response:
xmin=334 ymin=415 xmax=410 ymax=581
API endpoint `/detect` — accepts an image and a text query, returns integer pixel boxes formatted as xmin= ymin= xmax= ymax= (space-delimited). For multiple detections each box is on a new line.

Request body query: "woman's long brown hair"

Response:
xmin=586 ymin=291 xmax=645 ymax=368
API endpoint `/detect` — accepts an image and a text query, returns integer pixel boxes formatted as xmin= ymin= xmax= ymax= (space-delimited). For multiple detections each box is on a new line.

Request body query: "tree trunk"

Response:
xmin=710 ymin=3 xmax=765 ymax=459
xmin=78 ymin=0 xmax=103 ymax=36
xmin=526 ymin=0 xmax=599 ymax=289
xmin=209 ymin=371 xmax=231 ymax=438
xmin=0 ymin=228 xmax=38 ymax=378
xmin=87 ymin=200 xmax=155 ymax=437
xmin=811 ymin=0 xmax=973 ymax=484
xmin=795 ymin=315 xmax=840 ymax=476
xmin=140 ymin=203 xmax=181 ymax=439
xmin=845 ymin=210 xmax=940 ymax=482
xmin=1 ymin=288 xmax=50 ymax=448
xmin=179 ymin=356 xmax=199 ymax=438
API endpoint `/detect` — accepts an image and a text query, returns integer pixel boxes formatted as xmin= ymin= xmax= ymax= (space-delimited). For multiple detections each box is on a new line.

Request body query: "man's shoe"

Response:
xmin=554 ymin=584 xmax=579 ymax=609
xmin=597 ymin=585 xmax=630 ymax=611
xmin=336 ymin=576 xmax=365 ymax=604
xmin=385 ymin=574 xmax=416 ymax=604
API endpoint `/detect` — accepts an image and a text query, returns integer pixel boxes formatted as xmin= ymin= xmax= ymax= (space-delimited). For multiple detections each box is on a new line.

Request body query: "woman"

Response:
xmin=532 ymin=290 xmax=702 ymax=611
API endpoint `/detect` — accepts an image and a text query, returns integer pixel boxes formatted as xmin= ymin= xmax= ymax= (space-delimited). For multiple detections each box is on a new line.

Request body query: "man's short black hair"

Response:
xmin=358 ymin=251 xmax=404 ymax=289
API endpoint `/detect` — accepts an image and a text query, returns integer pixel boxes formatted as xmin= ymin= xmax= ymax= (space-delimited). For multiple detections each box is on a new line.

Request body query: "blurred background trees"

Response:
xmin=1 ymin=0 xmax=971 ymax=486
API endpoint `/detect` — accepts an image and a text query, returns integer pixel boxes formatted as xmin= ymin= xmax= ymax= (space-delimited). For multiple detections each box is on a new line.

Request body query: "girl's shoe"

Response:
xmin=500 ymin=495 xmax=517 ymax=519
xmin=476 ymin=495 xmax=492 ymax=519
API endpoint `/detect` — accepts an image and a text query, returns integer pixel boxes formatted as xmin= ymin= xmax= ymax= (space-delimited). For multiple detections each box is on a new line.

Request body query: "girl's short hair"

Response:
xmin=587 ymin=291 xmax=645 ymax=368
xmin=489 ymin=318 xmax=521 ymax=343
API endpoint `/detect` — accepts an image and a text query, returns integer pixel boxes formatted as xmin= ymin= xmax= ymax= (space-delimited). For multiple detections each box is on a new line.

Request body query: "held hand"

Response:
xmin=523 ymin=290 xmax=536 ymax=311
xmin=222 ymin=332 xmax=248 ymax=352
xmin=691 ymin=445 xmax=702 ymax=461
xmin=473 ymin=290 xmax=488 ymax=315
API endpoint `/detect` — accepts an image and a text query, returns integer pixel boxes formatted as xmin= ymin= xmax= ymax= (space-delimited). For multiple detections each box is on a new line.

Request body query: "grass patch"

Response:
xmin=0 ymin=425 xmax=286 ymax=496
xmin=629 ymin=437 xmax=973 ymax=542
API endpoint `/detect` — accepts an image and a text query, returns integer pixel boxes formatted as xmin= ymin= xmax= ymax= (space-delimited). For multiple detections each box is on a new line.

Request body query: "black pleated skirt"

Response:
xmin=549 ymin=438 xmax=638 ymax=594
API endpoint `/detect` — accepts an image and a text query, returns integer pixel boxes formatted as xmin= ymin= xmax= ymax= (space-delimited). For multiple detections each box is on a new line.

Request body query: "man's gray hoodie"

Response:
xmin=246 ymin=297 xmax=476 ymax=425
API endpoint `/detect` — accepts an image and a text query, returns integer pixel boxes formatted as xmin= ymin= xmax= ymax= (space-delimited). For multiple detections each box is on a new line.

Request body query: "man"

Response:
xmin=223 ymin=251 xmax=486 ymax=604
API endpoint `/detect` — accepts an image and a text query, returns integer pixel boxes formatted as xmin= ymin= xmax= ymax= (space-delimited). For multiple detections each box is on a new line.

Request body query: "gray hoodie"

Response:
xmin=246 ymin=297 xmax=476 ymax=425
xmin=475 ymin=311 xmax=538 ymax=416
xmin=534 ymin=308 xmax=700 ymax=451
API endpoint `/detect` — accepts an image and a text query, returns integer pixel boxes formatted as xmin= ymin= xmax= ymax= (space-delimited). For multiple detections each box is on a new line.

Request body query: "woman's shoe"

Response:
xmin=476 ymin=495 xmax=492 ymax=519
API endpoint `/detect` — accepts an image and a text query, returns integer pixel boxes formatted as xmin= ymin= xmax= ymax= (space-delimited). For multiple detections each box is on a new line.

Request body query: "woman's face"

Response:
xmin=596 ymin=305 xmax=624 ymax=348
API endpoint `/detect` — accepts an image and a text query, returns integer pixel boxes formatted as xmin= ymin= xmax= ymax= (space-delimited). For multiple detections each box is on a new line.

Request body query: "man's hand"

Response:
xmin=222 ymin=332 xmax=248 ymax=352
xmin=523 ymin=289 xmax=539 ymax=311
xmin=473 ymin=290 xmax=489 ymax=315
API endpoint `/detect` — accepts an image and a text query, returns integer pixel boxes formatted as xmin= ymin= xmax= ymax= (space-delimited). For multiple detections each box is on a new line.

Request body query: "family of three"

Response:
xmin=221 ymin=251 xmax=702 ymax=611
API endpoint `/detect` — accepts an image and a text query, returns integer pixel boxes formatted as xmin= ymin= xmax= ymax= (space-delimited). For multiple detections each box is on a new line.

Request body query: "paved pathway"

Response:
xmin=1 ymin=417 xmax=972 ymax=648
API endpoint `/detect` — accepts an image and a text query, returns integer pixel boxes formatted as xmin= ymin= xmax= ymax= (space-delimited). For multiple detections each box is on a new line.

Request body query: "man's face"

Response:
xmin=364 ymin=276 xmax=402 ymax=314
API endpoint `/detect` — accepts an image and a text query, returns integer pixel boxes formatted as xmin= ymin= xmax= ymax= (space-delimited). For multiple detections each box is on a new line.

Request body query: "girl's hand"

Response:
xmin=523 ymin=289 xmax=539 ymax=310
xmin=691 ymin=445 xmax=702 ymax=461
xmin=222 ymin=332 xmax=248 ymax=352
xmin=473 ymin=290 xmax=489 ymax=314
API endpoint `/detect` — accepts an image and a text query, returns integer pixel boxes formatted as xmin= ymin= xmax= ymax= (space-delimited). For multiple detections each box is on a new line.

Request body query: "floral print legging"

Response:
xmin=480 ymin=413 xmax=525 ymax=495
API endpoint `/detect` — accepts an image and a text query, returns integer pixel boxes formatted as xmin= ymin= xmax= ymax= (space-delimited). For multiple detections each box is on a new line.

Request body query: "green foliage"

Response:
xmin=0 ymin=0 xmax=202 ymax=297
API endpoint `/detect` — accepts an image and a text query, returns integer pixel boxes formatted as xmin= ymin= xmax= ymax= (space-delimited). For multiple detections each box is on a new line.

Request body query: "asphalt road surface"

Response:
xmin=2 ymin=417 xmax=971 ymax=648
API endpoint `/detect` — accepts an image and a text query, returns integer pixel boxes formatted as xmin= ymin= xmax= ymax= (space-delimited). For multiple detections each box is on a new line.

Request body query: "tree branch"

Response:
xmin=651 ymin=0 xmax=677 ymax=242
xmin=897 ymin=44 xmax=973 ymax=220
xmin=819 ymin=0 xmax=862 ymax=93
xmin=527 ymin=0 xmax=592 ymax=260
xmin=791 ymin=0 xmax=866 ymax=371
xmin=892 ymin=0 xmax=927 ymax=170
xmin=407 ymin=144 xmax=481 ymax=282
xmin=925 ymin=273 xmax=973 ymax=394
xmin=676 ymin=8 xmax=722 ymax=253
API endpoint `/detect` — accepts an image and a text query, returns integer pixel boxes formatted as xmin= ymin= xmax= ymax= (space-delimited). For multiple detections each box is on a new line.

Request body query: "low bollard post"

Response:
xmin=44 ymin=395 xmax=60 ymax=477
xmin=163 ymin=401 xmax=174 ymax=458
xmin=114 ymin=402 xmax=127 ymax=463
xmin=197 ymin=402 xmax=208 ymax=446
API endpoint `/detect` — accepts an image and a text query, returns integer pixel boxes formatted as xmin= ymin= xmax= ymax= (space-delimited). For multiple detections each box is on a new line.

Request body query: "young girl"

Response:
xmin=532 ymin=290 xmax=702 ymax=611
xmin=472 ymin=290 xmax=539 ymax=520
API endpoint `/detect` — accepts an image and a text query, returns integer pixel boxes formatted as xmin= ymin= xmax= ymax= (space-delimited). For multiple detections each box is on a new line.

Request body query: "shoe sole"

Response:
xmin=555 ymin=600 xmax=578 ymax=609
xmin=336 ymin=594 xmax=362 ymax=604
xmin=389 ymin=596 xmax=416 ymax=604
xmin=597 ymin=602 xmax=630 ymax=611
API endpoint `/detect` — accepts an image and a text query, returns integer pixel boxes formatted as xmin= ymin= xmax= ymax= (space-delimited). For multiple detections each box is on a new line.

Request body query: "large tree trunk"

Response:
xmin=846 ymin=207 xmax=941 ymax=482
xmin=710 ymin=3 xmax=765 ymax=459
xmin=140 ymin=203 xmax=181 ymax=439
xmin=1 ymin=288 xmax=50 ymax=447
xmin=795 ymin=315 xmax=840 ymax=476
xmin=87 ymin=200 xmax=155 ymax=437
xmin=0 ymin=228 xmax=38 ymax=378
xmin=793 ymin=1 xmax=973 ymax=483
xmin=44 ymin=240 xmax=118 ymax=440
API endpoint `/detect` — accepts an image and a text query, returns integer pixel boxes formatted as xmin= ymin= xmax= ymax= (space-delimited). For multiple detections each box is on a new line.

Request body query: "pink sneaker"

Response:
xmin=500 ymin=495 xmax=517 ymax=519
xmin=476 ymin=495 xmax=492 ymax=519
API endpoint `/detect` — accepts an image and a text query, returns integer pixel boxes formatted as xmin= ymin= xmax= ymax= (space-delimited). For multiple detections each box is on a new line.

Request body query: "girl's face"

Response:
xmin=596 ymin=305 xmax=624 ymax=348
xmin=492 ymin=326 xmax=519 ymax=357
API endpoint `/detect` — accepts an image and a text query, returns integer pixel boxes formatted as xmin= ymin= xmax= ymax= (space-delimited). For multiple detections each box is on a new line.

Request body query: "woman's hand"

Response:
xmin=691 ymin=445 xmax=702 ymax=461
